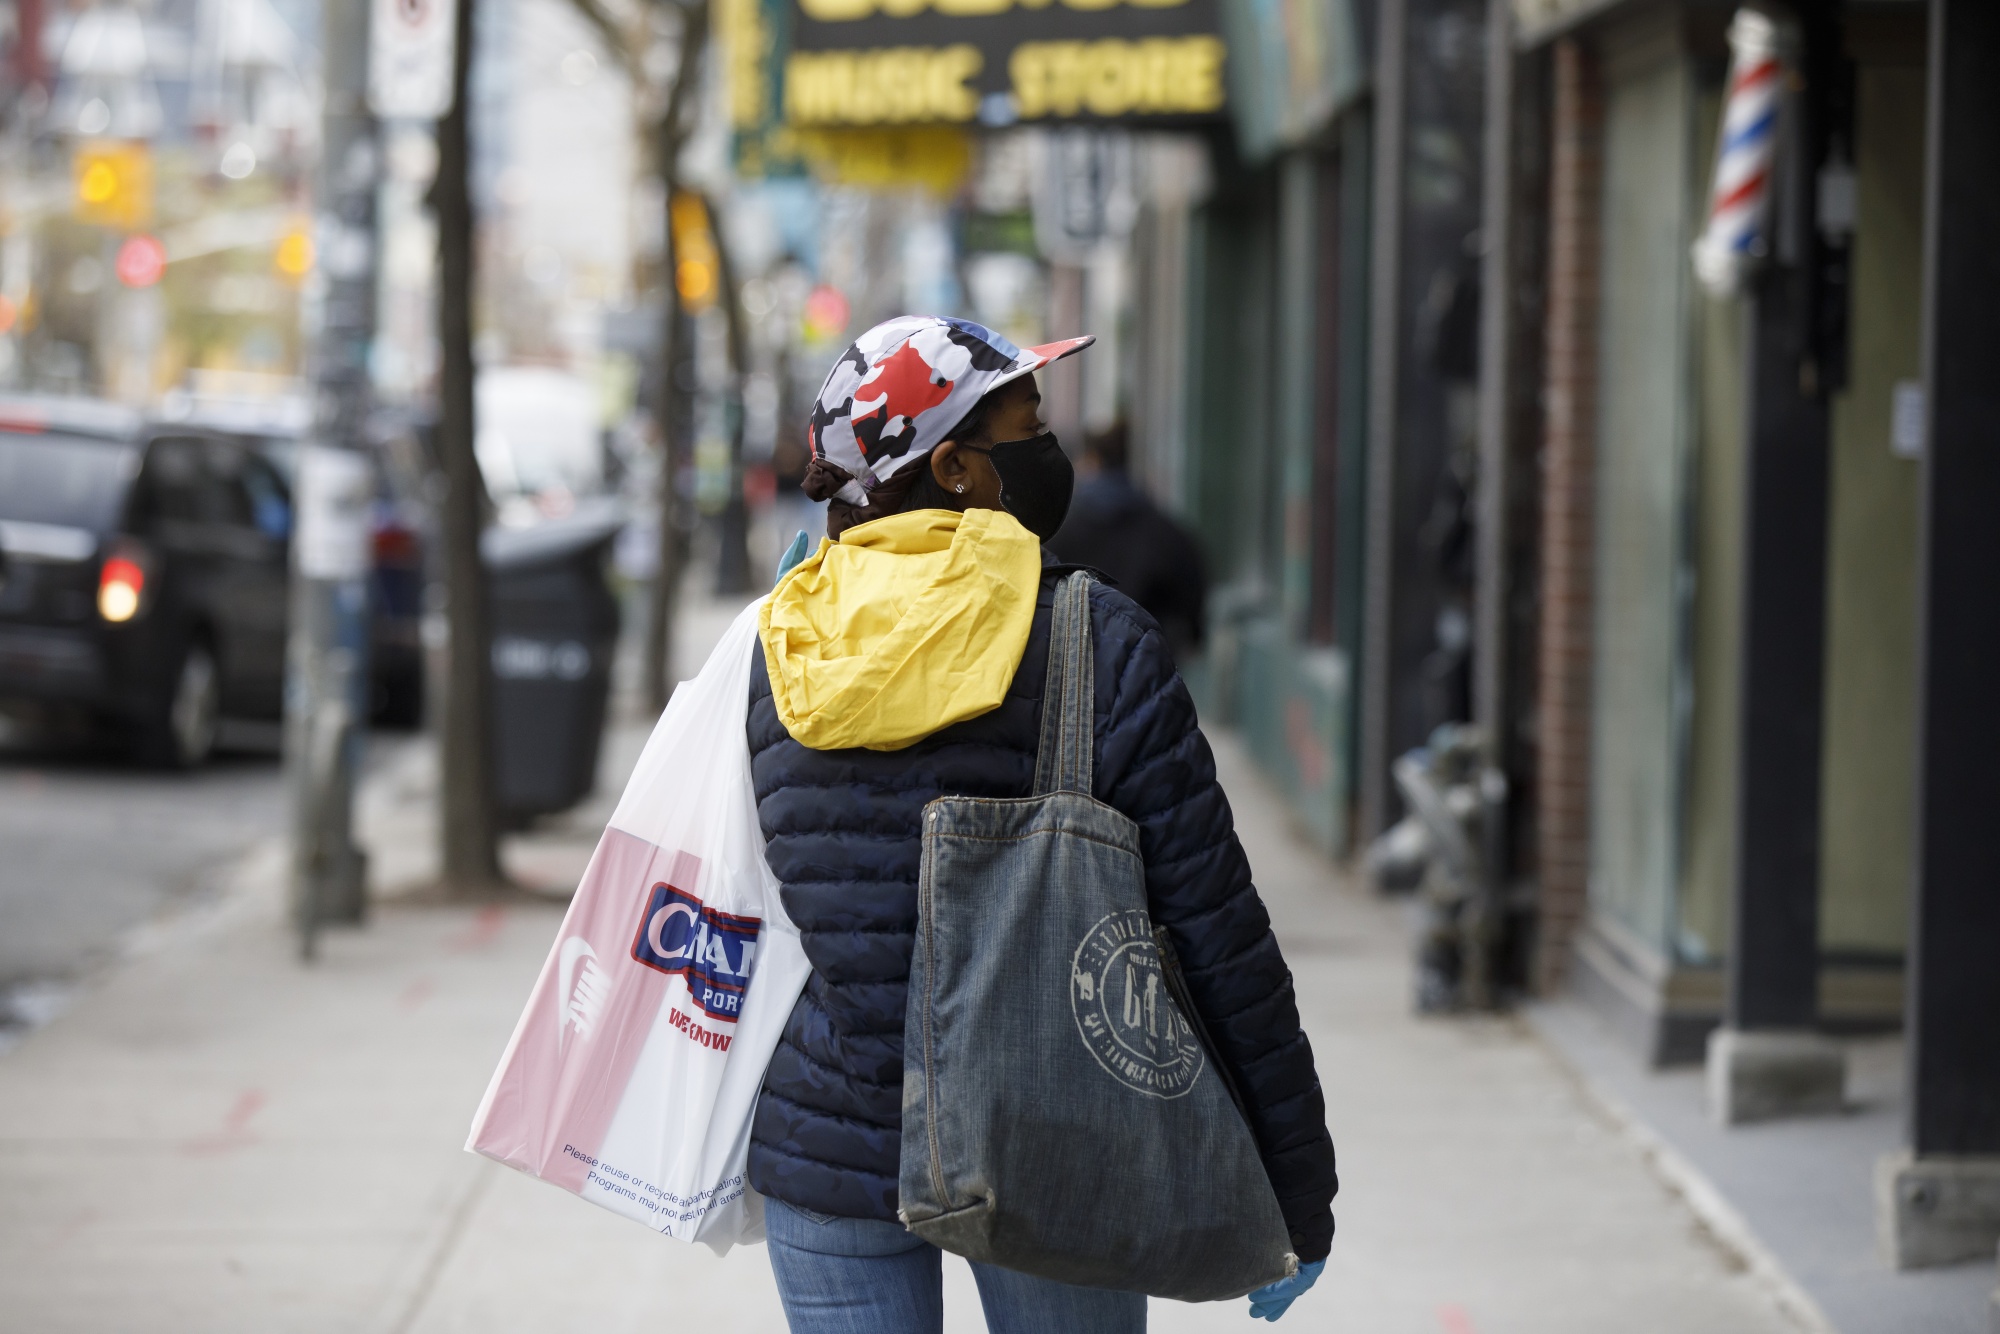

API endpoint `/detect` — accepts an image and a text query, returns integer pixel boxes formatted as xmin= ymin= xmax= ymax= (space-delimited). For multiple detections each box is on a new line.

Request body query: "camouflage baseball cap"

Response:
xmin=804 ymin=316 xmax=1092 ymax=509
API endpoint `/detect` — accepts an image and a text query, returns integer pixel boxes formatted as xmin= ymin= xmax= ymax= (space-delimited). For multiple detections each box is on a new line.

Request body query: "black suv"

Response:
xmin=0 ymin=395 xmax=291 ymax=766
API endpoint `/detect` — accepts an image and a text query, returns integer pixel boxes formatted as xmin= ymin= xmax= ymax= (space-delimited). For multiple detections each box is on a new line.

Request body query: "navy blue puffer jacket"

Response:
xmin=744 ymin=566 xmax=1338 ymax=1262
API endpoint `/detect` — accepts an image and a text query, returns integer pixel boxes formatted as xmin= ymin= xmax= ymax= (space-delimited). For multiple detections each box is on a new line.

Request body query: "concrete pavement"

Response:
xmin=0 ymin=605 xmax=1811 ymax=1333
xmin=1529 ymin=1002 xmax=1996 ymax=1334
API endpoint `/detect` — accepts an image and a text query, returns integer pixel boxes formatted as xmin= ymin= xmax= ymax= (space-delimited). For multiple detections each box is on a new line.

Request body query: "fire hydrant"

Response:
xmin=1366 ymin=724 xmax=1509 ymax=1012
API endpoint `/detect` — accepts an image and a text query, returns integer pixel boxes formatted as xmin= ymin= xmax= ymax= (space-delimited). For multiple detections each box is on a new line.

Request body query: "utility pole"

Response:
xmin=644 ymin=0 xmax=711 ymax=711
xmin=287 ymin=0 xmax=381 ymax=955
xmin=433 ymin=0 xmax=503 ymax=892
xmin=646 ymin=181 xmax=691 ymax=712
xmin=710 ymin=188 xmax=755 ymax=595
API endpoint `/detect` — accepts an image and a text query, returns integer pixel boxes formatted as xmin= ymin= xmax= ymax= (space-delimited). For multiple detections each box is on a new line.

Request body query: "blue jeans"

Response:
xmin=765 ymin=1198 xmax=1147 ymax=1334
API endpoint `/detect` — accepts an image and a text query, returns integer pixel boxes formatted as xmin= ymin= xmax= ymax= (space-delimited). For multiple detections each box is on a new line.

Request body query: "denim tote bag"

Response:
xmin=897 ymin=572 xmax=1298 ymax=1302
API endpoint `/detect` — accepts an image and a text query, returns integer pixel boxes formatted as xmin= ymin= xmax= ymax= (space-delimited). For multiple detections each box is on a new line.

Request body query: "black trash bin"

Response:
xmin=483 ymin=505 xmax=623 ymax=824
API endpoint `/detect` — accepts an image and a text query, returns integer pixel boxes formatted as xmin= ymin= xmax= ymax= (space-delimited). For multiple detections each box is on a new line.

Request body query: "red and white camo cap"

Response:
xmin=804 ymin=316 xmax=1092 ymax=508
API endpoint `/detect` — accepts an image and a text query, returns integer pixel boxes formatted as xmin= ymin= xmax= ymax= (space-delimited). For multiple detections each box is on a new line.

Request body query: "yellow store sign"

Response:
xmin=786 ymin=46 xmax=985 ymax=123
xmin=781 ymin=0 xmax=1227 ymax=126
xmin=1009 ymin=36 xmax=1224 ymax=117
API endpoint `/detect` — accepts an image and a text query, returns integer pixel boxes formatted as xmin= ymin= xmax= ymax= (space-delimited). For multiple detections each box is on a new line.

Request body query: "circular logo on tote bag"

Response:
xmin=1070 ymin=910 xmax=1206 ymax=1099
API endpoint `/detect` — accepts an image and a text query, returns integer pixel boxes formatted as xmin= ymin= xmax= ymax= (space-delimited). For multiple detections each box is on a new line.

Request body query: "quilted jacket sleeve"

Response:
xmin=1089 ymin=585 xmax=1339 ymax=1263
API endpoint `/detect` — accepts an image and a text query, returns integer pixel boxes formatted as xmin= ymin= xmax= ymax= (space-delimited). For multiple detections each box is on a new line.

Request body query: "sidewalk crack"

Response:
xmin=387 ymin=1159 xmax=499 ymax=1334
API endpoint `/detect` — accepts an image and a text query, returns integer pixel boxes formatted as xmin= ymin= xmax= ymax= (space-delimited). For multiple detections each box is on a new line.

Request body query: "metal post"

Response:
xmin=286 ymin=0 xmax=379 ymax=952
xmin=1876 ymin=0 xmax=2000 ymax=1273
xmin=711 ymin=192 xmax=755 ymax=596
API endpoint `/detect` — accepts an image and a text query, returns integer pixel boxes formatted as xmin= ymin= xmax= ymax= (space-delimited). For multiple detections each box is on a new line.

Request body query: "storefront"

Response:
xmin=1182 ymin=0 xmax=1493 ymax=858
xmin=1509 ymin=0 xmax=1922 ymax=1062
xmin=1498 ymin=0 xmax=2000 ymax=1273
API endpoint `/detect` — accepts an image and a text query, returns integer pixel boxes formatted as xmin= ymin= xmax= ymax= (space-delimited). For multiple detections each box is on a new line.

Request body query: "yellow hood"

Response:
xmin=758 ymin=507 xmax=1043 ymax=752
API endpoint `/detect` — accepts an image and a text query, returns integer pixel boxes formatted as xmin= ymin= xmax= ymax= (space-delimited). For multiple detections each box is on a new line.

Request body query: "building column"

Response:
xmin=1877 ymin=0 xmax=2000 ymax=1271
xmin=1706 ymin=6 xmax=1846 ymax=1126
xmin=1529 ymin=36 xmax=1600 ymax=995
xmin=1475 ymin=0 xmax=1549 ymax=991
xmin=1472 ymin=0 xmax=1515 ymax=752
xmin=1707 ymin=266 xmax=1842 ymax=1122
xmin=1359 ymin=0 xmax=1487 ymax=846
xmin=1358 ymin=0 xmax=1410 ymax=846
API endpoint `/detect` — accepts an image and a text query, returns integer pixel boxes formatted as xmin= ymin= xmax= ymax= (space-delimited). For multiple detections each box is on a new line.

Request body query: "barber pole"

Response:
xmin=1693 ymin=9 xmax=1783 ymax=296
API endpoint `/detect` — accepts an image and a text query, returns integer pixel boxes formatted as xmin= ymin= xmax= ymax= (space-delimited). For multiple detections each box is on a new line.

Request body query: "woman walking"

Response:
xmin=747 ymin=317 xmax=1337 ymax=1331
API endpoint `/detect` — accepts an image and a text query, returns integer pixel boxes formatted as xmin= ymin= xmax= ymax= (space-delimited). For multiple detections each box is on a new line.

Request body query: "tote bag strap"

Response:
xmin=1032 ymin=572 xmax=1094 ymax=797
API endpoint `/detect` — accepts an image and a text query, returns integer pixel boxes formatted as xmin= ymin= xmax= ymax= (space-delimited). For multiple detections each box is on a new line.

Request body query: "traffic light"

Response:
xmin=73 ymin=142 xmax=153 ymax=230
xmin=670 ymin=192 xmax=719 ymax=315
xmin=114 ymin=234 xmax=167 ymax=288
xmin=275 ymin=227 xmax=315 ymax=281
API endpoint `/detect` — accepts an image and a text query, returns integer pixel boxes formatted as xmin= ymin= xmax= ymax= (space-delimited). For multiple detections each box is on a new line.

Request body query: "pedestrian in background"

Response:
xmin=747 ymin=317 xmax=1335 ymax=1331
xmin=1050 ymin=422 xmax=1208 ymax=665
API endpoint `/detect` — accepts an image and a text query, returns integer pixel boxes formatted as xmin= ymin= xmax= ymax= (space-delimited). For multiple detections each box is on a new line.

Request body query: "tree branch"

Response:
xmin=560 ymin=0 xmax=646 ymax=85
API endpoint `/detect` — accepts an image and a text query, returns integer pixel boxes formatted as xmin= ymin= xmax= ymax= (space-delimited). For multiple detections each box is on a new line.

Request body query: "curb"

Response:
xmin=0 ymin=833 xmax=287 ymax=1056
xmin=1521 ymin=1006 xmax=1840 ymax=1334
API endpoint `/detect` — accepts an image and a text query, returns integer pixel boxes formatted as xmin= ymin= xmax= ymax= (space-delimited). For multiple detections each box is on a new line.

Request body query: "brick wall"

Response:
xmin=1532 ymin=36 xmax=1604 ymax=994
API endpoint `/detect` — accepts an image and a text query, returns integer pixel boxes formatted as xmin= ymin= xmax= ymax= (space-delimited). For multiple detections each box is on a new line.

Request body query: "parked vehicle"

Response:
xmin=0 ymin=395 xmax=292 ymax=766
xmin=475 ymin=367 xmax=605 ymax=527
xmin=159 ymin=391 xmax=429 ymax=728
xmin=363 ymin=481 xmax=426 ymax=728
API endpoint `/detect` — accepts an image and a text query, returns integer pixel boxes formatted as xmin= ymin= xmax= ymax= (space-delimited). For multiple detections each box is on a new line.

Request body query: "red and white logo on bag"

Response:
xmin=631 ymin=880 xmax=761 ymax=1023
xmin=557 ymin=936 xmax=612 ymax=1051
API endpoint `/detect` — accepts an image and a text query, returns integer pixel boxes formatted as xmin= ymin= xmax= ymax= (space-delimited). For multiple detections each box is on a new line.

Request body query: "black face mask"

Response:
xmin=966 ymin=432 xmax=1074 ymax=540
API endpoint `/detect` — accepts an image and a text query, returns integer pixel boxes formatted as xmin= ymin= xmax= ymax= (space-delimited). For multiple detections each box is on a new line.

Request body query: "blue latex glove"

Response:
xmin=1247 ymin=1260 xmax=1324 ymax=1321
xmin=774 ymin=529 xmax=812 ymax=586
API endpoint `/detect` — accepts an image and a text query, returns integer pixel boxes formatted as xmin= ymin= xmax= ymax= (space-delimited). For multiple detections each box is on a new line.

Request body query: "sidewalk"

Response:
xmin=1529 ymin=1003 xmax=1998 ymax=1334
xmin=0 ymin=607 xmax=1808 ymax=1333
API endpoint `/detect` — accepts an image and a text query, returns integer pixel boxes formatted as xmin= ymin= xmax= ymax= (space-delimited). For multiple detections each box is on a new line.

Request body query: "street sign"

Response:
xmin=795 ymin=126 xmax=973 ymax=193
xmin=369 ymin=0 xmax=460 ymax=119
xmin=1032 ymin=130 xmax=1133 ymax=263
xmin=294 ymin=446 xmax=374 ymax=581
xmin=114 ymin=234 xmax=167 ymax=288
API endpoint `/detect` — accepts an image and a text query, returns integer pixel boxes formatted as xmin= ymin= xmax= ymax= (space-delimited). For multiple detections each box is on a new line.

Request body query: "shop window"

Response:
xmin=1588 ymin=41 xmax=1698 ymax=956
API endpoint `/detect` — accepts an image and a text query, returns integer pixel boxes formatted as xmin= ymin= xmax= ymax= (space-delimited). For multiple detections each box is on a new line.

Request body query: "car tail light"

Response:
xmin=98 ymin=548 xmax=148 ymax=622
xmin=372 ymin=523 xmax=420 ymax=567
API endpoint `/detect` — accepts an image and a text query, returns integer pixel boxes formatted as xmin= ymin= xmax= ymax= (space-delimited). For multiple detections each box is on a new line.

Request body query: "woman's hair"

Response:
xmin=812 ymin=385 xmax=1007 ymax=537
xmin=896 ymin=392 xmax=999 ymax=515
xmin=898 ymin=463 xmax=958 ymax=513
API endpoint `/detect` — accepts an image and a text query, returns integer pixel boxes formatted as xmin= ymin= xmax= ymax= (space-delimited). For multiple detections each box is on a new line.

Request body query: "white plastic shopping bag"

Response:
xmin=467 ymin=598 xmax=808 ymax=1251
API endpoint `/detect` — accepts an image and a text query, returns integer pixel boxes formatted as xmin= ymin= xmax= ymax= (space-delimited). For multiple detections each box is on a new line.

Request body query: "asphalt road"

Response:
xmin=0 ymin=728 xmax=288 ymax=1024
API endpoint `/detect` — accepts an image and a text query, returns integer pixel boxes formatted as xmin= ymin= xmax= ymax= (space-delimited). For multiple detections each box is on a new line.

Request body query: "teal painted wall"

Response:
xmin=1184 ymin=143 xmax=1361 ymax=855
